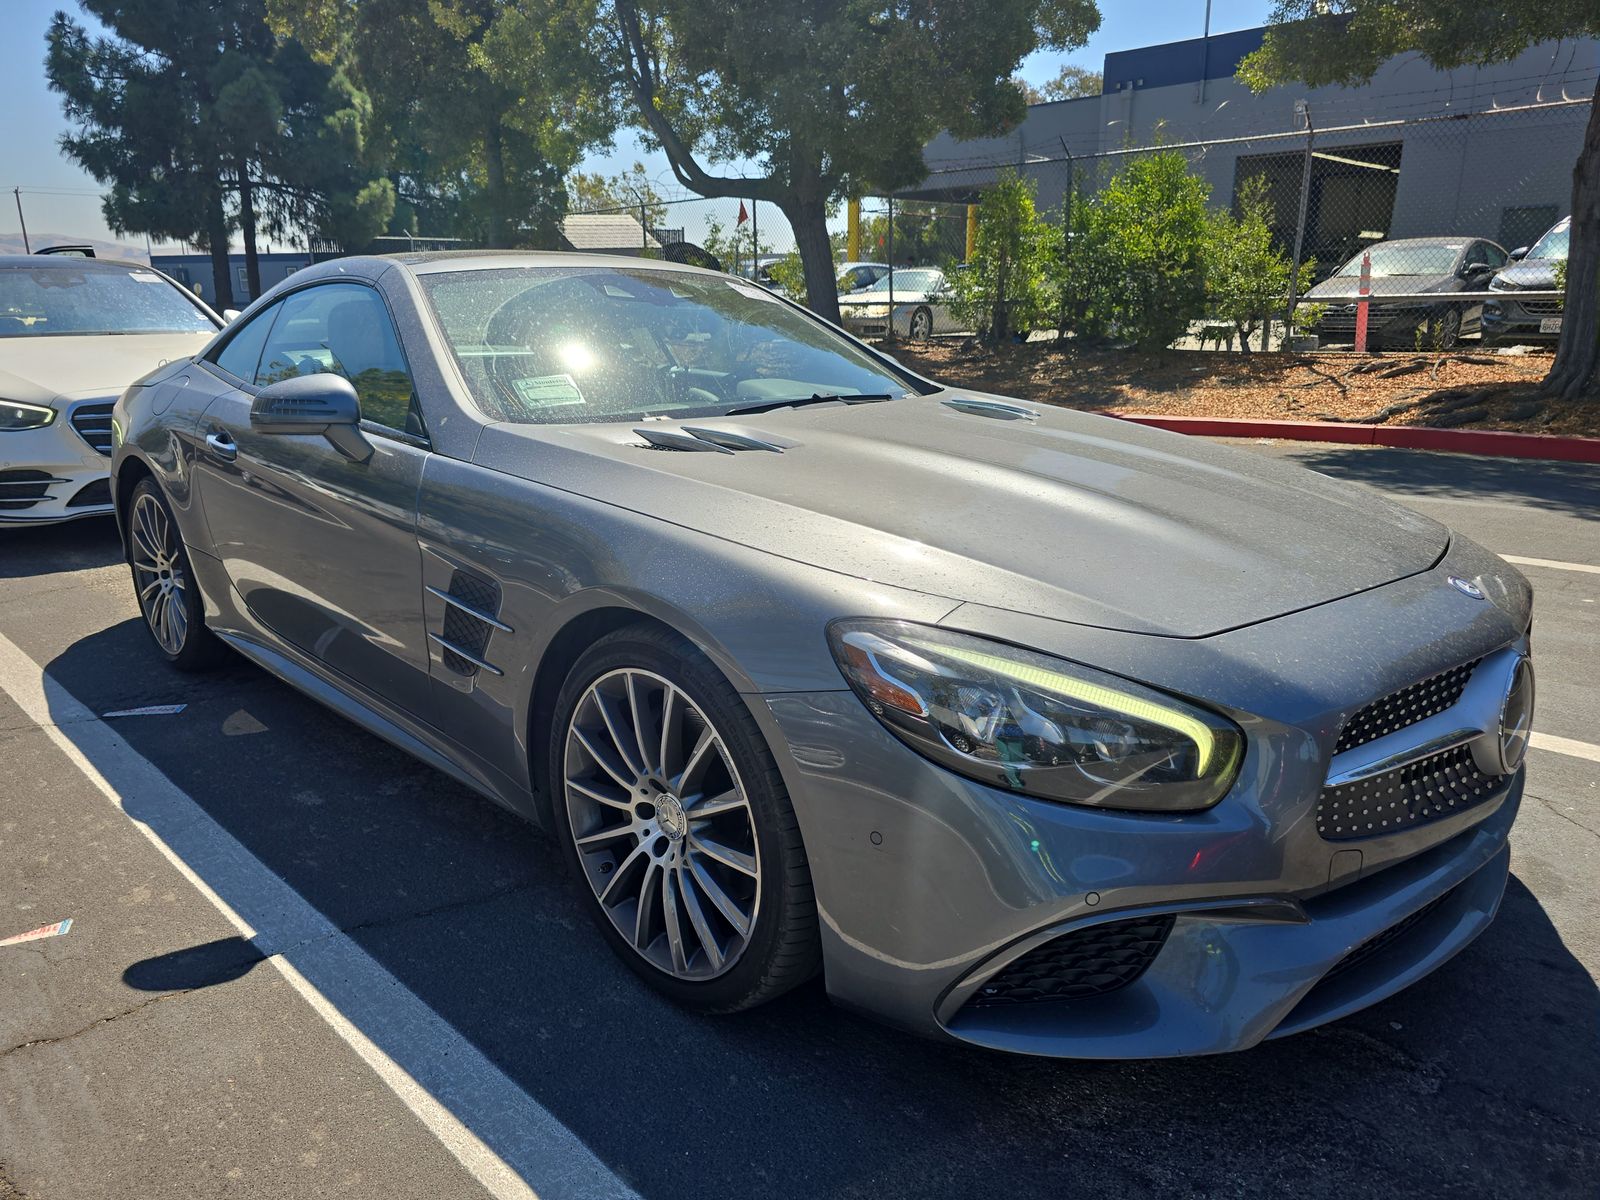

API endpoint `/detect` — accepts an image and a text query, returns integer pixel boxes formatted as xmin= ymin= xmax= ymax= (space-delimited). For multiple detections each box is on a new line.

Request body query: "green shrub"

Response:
xmin=1203 ymin=177 xmax=1314 ymax=352
xmin=946 ymin=170 xmax=1051 ymax=345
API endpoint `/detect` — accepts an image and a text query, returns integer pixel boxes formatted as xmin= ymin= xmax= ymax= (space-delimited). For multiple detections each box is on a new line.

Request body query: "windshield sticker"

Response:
xmin=128 ymin=271 xmax=164 ymax=283
xmin=509 ymin=373 xmax=586 ymax=411
xmin=725 ymin=280 xmax=780 ymax=303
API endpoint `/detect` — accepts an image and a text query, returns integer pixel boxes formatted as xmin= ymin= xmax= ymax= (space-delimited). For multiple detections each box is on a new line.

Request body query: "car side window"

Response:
xmin=1482 ymin=242 xmax=1507 ymax=268
xmin=211 ymin=301 xmax=278 ymax=382
xmin=254 ymin=282 xmax=420 ymax=436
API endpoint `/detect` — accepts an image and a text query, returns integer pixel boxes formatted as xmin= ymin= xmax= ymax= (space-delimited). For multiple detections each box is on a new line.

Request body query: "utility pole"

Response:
xmin=1284 ymin=101 xmax=1316 ymax=349
xmin=1198 ymin=0 xmax=1213 ymax=105
xmin=13 ymin=188 xmax=31 ymax=253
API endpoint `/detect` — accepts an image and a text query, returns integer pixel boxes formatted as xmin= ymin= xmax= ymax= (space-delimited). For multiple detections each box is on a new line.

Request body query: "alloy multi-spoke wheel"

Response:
xmin=130 ymin=489 xmax=191 ymax=655
xmin=564 ymin=668 xmax=759 ymax=981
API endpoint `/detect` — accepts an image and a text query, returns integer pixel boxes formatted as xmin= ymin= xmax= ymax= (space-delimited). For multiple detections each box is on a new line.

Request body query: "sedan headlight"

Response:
xmin=829 ymin=620 xmax=1244 ymax=811
xmin=0 ymin=400 xmax=56 ymax=431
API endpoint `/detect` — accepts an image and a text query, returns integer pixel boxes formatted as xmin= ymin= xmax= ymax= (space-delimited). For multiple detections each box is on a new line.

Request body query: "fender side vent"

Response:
xmin=428 ymin=571 xmax=508 ymax=677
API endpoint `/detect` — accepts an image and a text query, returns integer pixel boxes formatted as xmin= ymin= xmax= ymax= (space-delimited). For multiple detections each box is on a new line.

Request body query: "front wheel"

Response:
xmin=908 ymin=306 xmax=933 ymax=339
xmin=1423 ymin=305 xmax=1462 ymax=350
xmin=549 ymin=626 xmax=819 ymax=1012
xmin=127 ymin=478 xmax=225 ymax=671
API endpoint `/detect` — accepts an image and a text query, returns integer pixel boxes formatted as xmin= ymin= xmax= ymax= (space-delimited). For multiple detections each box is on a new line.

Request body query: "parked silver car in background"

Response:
xmin=1 ymin=255 xmax=220 ymax=524
xmin=111 ymin=252 xmax=1533 ymax=1057
xmin=837 ymin=267 xmax=960 ymax=339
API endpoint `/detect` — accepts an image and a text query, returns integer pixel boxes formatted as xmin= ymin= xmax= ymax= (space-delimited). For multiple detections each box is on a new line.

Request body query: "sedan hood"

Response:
xmin=0 ymin=332 xmax=213 ymax=404
xmin=475 ymin=396 xmax=1448 ymax=638
xmin=1307 ymin=273 xmax=1455 ymax=300
xmin=1491 ymin=260 xmax=1560 ymax=290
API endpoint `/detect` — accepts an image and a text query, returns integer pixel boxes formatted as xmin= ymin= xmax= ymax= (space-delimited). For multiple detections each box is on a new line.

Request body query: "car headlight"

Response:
xmin=0 ymin=400 xmax=56 ymax=432
xmin=1488 ymin=275 xmax=1511 ymax=292
xmin=829 ymin=620 xmax=1244 ymax=811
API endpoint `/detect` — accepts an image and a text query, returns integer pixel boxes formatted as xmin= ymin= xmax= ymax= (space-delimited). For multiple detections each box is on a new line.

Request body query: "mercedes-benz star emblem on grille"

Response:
xmin=1447 ymin=576 xmax=1485 ymax=598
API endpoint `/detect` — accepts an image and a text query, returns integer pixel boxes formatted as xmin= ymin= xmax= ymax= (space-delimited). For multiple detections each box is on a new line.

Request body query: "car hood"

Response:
xmin=1491 ymin=260 xmax=1559 ymax=290
xmin=1307 ymin=273 xmax=1456 ymax=300
xmin=0 ymin=332 xmax=213 ymax=404
xmin=474 ymin=395 xmax=1449 ymax=638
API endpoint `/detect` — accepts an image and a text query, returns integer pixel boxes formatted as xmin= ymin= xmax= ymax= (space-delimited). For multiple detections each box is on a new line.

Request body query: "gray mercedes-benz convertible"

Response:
xmin=110 ymin=252 xmax=1534 ymax=1058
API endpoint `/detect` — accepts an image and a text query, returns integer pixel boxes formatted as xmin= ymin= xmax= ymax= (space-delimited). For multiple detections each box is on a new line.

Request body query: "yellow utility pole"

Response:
xmin=847 ymin=198 xmax=861 ymax=261
xmin=965 ymin=204 xmax=978 ymax=262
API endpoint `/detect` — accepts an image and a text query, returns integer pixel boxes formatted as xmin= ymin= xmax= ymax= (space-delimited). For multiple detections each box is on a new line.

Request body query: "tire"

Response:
xmin=1424 ymin=306 xmax=1462 ymax=350
xmin=548 ymin=625 xmax=819 ymax=1013
xmin=908 ymin=306 xmax=933 ymax=340
xmin=126 ymin=478 xmax=226 ymax=671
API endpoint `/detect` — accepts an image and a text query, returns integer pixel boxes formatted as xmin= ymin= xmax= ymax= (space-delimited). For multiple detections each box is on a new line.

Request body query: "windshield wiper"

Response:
xmin=721 ymin=392 xmax=896 ymax=417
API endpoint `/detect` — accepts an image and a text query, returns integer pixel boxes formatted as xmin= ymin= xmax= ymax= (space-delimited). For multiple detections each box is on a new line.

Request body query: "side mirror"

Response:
xmin=222 ymin=308 xmax=242 ymax=324
xmin=250 ymin=373 xmax=372 ymax=463
xmin=1509 ymin=246 xmax=1529 ymax=261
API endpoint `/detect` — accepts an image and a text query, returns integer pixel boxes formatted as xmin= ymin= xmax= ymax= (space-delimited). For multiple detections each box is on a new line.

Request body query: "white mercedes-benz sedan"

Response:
xmin=1 ymin=255 xmax=220 ymax=525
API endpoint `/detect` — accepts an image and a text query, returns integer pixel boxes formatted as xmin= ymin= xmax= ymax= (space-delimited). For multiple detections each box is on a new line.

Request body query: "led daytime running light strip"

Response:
xmin=909 ymin=640 xmax=1220 ymax=774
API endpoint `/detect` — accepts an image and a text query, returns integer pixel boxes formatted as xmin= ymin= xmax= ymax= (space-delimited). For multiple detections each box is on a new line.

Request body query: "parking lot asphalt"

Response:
xmin=1 ymin=441 xmax=1596 ymax=1200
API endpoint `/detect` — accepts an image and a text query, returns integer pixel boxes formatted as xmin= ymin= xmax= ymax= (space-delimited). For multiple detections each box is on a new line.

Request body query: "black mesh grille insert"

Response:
xmin=66 ymin=478 xmax=113 ymax=508
xmin=70 ymin=402 xmax=115 ymax=456
xmin=1318 ymin=743 xmax=1504 ymax=841
xmin=438 ymin=571 xmax=502 ymax=676
xmin=1324 ymin=888 xmax=1452 ymax=983
xmin=1335 ymin=659 xmax=1481 ymax=755
xmin=967 ymin=914 xmax=1174 ymax=1009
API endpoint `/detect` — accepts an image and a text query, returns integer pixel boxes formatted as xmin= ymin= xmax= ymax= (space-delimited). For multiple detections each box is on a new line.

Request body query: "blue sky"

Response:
xmin=1 ymin=0 xmax=1272 ymax=251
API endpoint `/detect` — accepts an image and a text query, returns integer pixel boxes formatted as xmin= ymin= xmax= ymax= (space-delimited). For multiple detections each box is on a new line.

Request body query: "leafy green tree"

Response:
xmin=568 ymin=162 xmax=669 ymax=228
xmin=1203 ymin=178 xmax=1313 ymax=353
xmin=765 ymin=251 xmax=808 ymax=302
xmin=1014 ymin=63 xmax=1102 ymax=104
xmin=947 ymin=171 xmax=1051 ymax=345
xmin=1237 ymin=1 xmax=1600 ymax=398
xmin=602 ymin=0 xmax=1101 ymax=323
xmin=271 ymin=0 xmax=615 ymax=248
xmin=48 ymin=0 xmax=391 ymax=306
xmin=1071 ymin=152 xmax=1210 ymax=350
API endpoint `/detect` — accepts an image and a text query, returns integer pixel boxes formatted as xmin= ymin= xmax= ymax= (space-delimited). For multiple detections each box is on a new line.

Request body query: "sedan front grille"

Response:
xmin=1334 ymin=658 xmax=1481 ymax=755
xmin=1522 ymin=299 xmax=1563 ymax=317
xmin=967 ymin=914 xmax=1174 ymax=1008
xmin=70 ymin=402 xmax=115 ymax=456
xmin=1317 ymin=743 xmax=1504 ymax=841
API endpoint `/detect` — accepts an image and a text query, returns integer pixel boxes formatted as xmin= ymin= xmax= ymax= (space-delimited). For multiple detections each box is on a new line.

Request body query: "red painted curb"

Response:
xmin=1113 ymin=414 xmax=1600 ymax=464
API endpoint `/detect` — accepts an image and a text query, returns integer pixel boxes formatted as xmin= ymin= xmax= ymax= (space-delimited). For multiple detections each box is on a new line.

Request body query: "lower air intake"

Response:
xmin=966 ymin=914 xmax=1175 ymax=1008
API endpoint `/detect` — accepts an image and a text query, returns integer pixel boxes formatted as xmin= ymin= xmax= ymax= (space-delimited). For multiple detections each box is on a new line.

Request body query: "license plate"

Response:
xmin=1540 ymin=317 xmax=1563 ymax=334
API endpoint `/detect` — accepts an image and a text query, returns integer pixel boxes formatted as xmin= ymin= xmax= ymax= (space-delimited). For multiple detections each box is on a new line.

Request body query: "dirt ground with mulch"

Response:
xmin=885 ymin=341 xmax=1600 ymax=439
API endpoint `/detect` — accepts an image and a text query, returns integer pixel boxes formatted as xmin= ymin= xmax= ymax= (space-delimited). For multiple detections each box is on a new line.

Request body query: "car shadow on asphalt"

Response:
xmin=0 ymin=514 xmax=123 ymax=579
xmin=49 ymin=620 xmax=1600 ymax=1200
xmin=1282 ymin=446 xmax=1600 ymax=524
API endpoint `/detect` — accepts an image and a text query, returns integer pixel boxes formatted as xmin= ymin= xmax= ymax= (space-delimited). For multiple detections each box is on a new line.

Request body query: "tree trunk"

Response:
xmin=205 ymin=189 xmax=233 ymax=311
xmin=484 ymin=117 xmax=509 ymax=249
xmin=237 ymin=160 xmax=261 ymax=300
xmin=785 ymin=197 xmax=839 ymax=325
xmin=1545 ymin=73 xmax=1600 ymax=400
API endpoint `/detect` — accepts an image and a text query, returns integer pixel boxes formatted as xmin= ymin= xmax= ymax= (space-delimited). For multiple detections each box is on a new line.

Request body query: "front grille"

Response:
xmin=1324 ymin=888 xmax=1452 ymax=983
xmin=1335 ymin=658 xmax=1480 ymax=755
xmin=66 ymin=477 xmax=113 ymax=508
xmin=1318 ymin=743 xmax=1503 ymax=841
xmin=0 ymin=468 xmax=57 ymax=511
xmin=967 ymin=914 xmax=1174 ymax=1008
xmin=70 ymin=402 xmax=115 ymax=455
xmin=1522 ymin=299 xmax=1563 ymax=317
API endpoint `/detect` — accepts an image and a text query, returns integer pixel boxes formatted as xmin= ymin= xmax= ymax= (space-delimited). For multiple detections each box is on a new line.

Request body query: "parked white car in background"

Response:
xmin=837 ymin=267 xmax=959 ymax=339
xmin=0 ymin=255 xmax=220 ymax=525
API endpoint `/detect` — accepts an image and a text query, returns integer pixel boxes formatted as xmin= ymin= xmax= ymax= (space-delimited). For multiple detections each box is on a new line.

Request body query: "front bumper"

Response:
xmin=0 ymin=400 xmax=116 ymax=525
xmin=1482 ymin=296 xmax=1562 ymax=343
xmin=756 ymin=541 xmax=1530 ymax=1057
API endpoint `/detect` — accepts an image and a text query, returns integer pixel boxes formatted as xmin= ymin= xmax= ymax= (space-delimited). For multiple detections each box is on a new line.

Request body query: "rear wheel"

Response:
xmin=549 ymin=626 xmax=819 ymax=1012
xmin=127 ymin=478 xmax=224 ymax=671
xmin=1423 ymin=305 xmax=1462 ymax=350
xmin=908 ymin=306 xmax=933 ymax=339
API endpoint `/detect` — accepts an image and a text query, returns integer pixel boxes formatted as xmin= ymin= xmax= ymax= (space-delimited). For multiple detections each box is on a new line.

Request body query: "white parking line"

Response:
xmin=1502 ymin=555 xmax=1600 ymax=576
xmin=1530 ymin=732 xmax=1600 ymax=765
xmin=0 ymin=631 xmax=635 ymax=1200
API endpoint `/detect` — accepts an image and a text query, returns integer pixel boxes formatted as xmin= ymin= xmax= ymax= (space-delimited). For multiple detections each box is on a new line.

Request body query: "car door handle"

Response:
xmin=205 ymin=431 xmax=237 ymax=462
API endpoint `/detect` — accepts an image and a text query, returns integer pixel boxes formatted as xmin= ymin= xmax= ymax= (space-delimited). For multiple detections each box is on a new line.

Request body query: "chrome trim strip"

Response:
xmin=424 ymin=585 xmax=512 ymax=633
xmin=941 ymin=398 xmax=1039 ymax=421
xmin=427 ymin=632 xmax=503 ymax=676
xmin=1325 ymin=726 xmax=1485 ymax=788
xmin=678 ymin=426 xmax=786 ymax=452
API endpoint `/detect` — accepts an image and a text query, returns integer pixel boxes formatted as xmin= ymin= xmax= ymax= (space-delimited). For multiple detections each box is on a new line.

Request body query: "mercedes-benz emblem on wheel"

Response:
xmin=1448 ymin=576 xmax=1485 ymax=598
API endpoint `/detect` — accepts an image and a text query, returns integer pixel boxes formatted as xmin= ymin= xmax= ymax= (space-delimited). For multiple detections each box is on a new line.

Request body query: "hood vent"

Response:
xmin=634 ymin=426 xmax=786 ymax=454
xmin=942 ymin=397 xmax=1038 ymax=422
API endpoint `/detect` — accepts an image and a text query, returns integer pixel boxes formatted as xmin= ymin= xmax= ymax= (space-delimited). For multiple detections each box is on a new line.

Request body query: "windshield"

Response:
xmin=1527 ymin=220 xmax=1570 ymax=262
xmin=0 ymin=266 xmax=216 ymax=337
xmin=419 ymin=266 xmax=922 ymax=425
xmin=854 ymin=269 xmax=944 ymax=295
xmin=1335 ymin=243 xmax=1461 ymax=278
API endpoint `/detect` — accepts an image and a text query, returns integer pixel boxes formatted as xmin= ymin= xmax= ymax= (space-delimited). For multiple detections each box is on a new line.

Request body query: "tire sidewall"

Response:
xmin=546 ymin=629 xmax=805 ymax=1012
xmin=127 ymin=478 xmax=211 ymax=670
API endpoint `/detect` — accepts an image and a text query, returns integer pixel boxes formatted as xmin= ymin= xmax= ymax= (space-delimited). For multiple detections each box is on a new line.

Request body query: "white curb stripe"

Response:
xmin=0 ymin=631 xmax=635 ymax=1200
